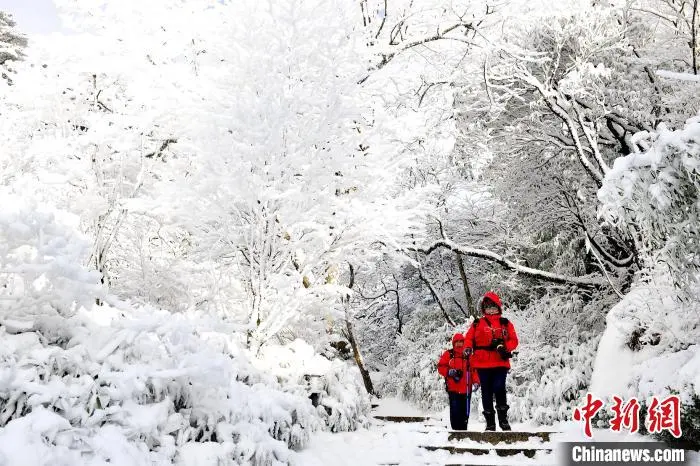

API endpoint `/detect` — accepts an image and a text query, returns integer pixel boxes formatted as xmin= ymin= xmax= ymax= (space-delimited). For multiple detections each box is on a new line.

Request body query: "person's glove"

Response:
xmin=447 ymin=369 xmax=458 ymax=377
xmin=489 ymin=338 xmax=504 ymax=350
xmin=463 ymin=347 xmax=473 ymax=357
xmin=496 ymin=344 xmax=512 ymax=360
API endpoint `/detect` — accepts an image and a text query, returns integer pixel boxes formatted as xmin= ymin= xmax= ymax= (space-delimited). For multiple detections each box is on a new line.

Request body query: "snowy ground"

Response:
xmin=295 ymin=397 xmax=700 ymax=466
xmin=295 ymin=397 xmax=554 ymax=465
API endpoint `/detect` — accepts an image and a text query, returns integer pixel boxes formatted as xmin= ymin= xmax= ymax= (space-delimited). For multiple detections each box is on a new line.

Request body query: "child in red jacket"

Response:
xmin=437 ymin=333 xmax=479 ymax=430
xmin=464 ymin=291 xmax=518 ymax=431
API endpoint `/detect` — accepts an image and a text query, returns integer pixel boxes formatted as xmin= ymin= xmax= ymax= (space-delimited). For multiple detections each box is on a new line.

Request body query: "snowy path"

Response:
xmin=296 ymin=398 xmax=557 ymax=465
xmin=296 ymin=398 xmax=700 ymax=465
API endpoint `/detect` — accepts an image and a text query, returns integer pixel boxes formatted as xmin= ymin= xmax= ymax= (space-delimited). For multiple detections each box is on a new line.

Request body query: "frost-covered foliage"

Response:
xmin=594 ymin=113 xmax=700 ymax=438
xmin=590 ymin=266 xmax=700 ymax=448
xmin=506 ymin=292 xmax=611 ymax=424
xmin=377 ymin=307 xmax=458 ymax=412
xmin=0 ymin=11 xmax=27 ymax=85
xmin=0 ymin=307 xmax=314 ymax=465
xmin=0 ymin=195 xmax=105 ymax=320
xmin=0 ymin=200 xmax=369 ymax=465
xmin=599 ymin=114 xmax=700 ymax=290
xmin=591 ymin=268 xmax=700 ymax=402
xmin=0 ymin=0 xmax=436 ymax=353
xmin=255 ymin=340 xmax=370 ymax=434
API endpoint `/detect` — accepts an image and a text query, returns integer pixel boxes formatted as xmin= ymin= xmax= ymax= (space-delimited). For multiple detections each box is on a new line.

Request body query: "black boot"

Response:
xmin=496 ymin=405 xmax=511 ymax=431
xmin=483 ymin=410 xmax=496 ymax=431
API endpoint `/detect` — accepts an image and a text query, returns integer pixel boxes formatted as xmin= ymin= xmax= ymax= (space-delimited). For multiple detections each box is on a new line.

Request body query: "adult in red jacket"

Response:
xmin=437 ymin=333 xmax=479 ymax=430
xmin=464 ymin=291 xmax=518 ymax=431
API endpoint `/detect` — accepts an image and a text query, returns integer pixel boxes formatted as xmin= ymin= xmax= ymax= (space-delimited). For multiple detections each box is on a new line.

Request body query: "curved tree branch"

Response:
xmin=415 ymin=239 xmax=607 ymax=288
xmin=527 ymin=81 xmax=604 ymax=187
xmin=560 ymin=190 xmax=637 ymax=268
xmin=587 ymin=236 xmax=625 ymax=299
xmin=359 ymin=21 xmax=474 ymax=84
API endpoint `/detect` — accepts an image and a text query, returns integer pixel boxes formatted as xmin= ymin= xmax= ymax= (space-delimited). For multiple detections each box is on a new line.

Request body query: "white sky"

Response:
xmin=0 ymin=0 xmax=62 ymax=34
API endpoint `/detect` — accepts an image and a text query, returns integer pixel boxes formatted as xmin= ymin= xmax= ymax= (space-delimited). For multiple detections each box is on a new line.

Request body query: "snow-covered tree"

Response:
xmin=0 ymin=11 xmax=27 ymax=85
xmin=599 ymin=113 xmax=700 ymax=291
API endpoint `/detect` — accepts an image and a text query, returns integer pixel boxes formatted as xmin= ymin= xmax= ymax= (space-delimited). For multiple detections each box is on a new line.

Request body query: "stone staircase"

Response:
xmin=372 ymin=414 xmax=557 ymax=465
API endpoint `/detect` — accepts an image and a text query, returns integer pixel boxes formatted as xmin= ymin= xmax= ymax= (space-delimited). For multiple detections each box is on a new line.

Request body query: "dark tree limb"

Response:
xmin=415 ymin=239 xmax=607 ymax=288
xmin=375 ymin=0 xmax=388 ymax=39
xmin=433 ymin=217 xmax=476 ymax=317
xmin=344 ymin=263 xmax=376 ymax=397
xmin=418 ymin=266 xmax=456 ymax=326
xmin=145 ymin=138 xmax=178 ymax=159
xmin=359 ymin=22 xmax=474 ymax=84
xmin=95 ymin=90 xmax=113 ymax=113
xmin=560 ymin=191 xmax=637 ymax=268
xmin=452 ymin=297 xmax=469 ymax=318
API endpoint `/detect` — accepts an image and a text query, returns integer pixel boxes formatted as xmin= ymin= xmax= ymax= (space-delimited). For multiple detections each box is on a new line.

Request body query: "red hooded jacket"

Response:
xmin=464 ymin=291 xmax=519 ymax=369
xmin=437 ymin=333 xmax=480 ymax=394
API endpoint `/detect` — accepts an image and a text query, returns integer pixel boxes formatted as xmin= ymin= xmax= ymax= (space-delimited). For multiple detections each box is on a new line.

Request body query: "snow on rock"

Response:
xmin=371 ymin=397 xmax=429 ymax=417
xmin=255 ymin=338 xmax=371 ymax=433
xmin=656 ymin=70 xmax=700 ymax=83
xmin=591 ymin=269 xmax=700 ymax=401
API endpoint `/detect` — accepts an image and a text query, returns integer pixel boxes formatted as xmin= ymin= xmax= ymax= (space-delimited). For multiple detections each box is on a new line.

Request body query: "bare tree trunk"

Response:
xmin=394 ymin=288 xmax=402 ymax=334
xmin=455 ymin=252 xmax=477 ymax=318
xmin=693 ymin=0 xmax=698 ymax=75
xmin=344 ymin=263 xmax=377 ymax=397
xmin=391 ymin=274 xmax=403 ymax=334
xmin=345 ymin=316 xmax=376 ymax=397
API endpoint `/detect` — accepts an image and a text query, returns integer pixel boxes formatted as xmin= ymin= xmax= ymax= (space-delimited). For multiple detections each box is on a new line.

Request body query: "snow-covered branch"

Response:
xmin=526 ymin=79 xmax=605 ymax=186
xmin=360 ymin=21 xmax=474 ymax=84
xmin=416 ymin=239 xmax=607 ymax=287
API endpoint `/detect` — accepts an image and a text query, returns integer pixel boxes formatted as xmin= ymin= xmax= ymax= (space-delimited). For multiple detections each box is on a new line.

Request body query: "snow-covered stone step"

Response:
xmin=447 ymin=431 xmax=554 ymax=443
xmin=373 ymin=415 xmax=434 ymax=423
xmin=381 ymin=463 xmax=547 ymax=466
xmin=419 ymin=445 xmax=553 ymax=458
xmin=443 ymin=463 xmax=549 ymax=466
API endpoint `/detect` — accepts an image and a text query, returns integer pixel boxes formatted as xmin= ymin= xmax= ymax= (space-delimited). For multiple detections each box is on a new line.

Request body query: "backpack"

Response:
xmin=471 ymin=316 xmax=509 ymax=350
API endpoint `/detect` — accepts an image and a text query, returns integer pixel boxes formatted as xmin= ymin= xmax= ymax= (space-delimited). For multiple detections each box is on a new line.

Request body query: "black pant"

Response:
xmin=448 ymin=392 xmax=468 ymax=430
xmin=477 ymin=367 xmax=509 ymax=413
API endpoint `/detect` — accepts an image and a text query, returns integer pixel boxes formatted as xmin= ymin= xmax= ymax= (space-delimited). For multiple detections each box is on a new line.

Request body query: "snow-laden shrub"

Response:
xmin=0 ymin=200 xmax=368 ymax=465
xmin=591 ymin=268 xmax=700 ymax=406
xmin=598 ymin=114 xmax=700 ymax=291
xmin=595 ymin=115 xmax=700 ymax=443
xmin=507 ymin=333 xmax=600 ymax=424
xmin=254 ymin=339 xmax=370 ymax=433
xmin=0 ymin=306 xmax=322 ymax=465
xmin=501 ymin=292 xmax=607 ymax=425
xmin=0 ymin=198 xmax=105 ymax=321
xmin=378 ymin=307 xmax=457 ymax=412
xmin=589 ymin=270 xmax=700 ymax=448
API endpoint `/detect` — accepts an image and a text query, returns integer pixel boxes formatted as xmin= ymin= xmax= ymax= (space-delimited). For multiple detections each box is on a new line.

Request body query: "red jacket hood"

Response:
xmin=452 ymin=333 xmax=465 ymax=345
xmin=480 ymin=291 xmax=503 ymax=314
